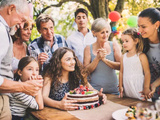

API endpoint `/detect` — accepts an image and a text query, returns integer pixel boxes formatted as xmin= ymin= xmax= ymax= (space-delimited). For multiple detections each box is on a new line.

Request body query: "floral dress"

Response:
xmin=49 ymin=82 xmax=69 ymax=101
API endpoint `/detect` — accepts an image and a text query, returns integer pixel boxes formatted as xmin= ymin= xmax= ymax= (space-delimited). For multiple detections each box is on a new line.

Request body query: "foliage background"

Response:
xmin=0 ymin=0 xmax=159 ymax=42
xmin=28 ymin=0 xmax=159 ymax=42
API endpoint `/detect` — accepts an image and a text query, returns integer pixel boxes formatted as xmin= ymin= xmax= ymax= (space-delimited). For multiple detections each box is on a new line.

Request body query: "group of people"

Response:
xmin=0 ymin=0 xmax=159 ymax=120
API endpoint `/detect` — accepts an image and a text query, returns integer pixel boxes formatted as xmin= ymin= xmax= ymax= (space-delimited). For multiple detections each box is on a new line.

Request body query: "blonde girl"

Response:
xmin=119 ymin=28 xmax=151 ymax=100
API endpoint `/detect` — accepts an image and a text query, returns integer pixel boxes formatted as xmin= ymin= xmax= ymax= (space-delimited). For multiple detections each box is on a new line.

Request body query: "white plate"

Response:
xmin=112 ymin=108 xmax=128 ymax=120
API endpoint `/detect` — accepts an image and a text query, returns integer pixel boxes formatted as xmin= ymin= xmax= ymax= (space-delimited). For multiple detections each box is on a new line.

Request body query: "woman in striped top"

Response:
xmin=9 ymin=56 xmax=44 ymax=120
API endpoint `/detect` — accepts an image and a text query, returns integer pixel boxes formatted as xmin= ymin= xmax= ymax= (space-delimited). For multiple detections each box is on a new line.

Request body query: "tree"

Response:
xmin=35 ymin=0 xmax=125 ymax=19
xmin=1 ymin=0 xmax=158 ymax=40
xmin=28 ymin=0 xmax=125 ymax=40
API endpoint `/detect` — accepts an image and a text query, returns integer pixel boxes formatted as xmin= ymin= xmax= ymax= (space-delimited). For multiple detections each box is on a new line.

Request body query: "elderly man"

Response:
xmin=0 ymin=0 xmax=43 ymax=119
xmin=28 ymin=14 xmax=67 ymax=72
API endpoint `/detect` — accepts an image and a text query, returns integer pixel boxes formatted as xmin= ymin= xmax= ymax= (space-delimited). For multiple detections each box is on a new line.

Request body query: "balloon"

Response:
xmin=28 ymin=3 xmax=33 ymax=19
xmin=112 ymin=26 xmax=117 ymax=33
xmin=114 ymin=31 xmax=120 ymax=35
xmin=127 ymin=16 xmax=138 ymax=27
xmin=109 ymin=11 xmax=121 ymax=22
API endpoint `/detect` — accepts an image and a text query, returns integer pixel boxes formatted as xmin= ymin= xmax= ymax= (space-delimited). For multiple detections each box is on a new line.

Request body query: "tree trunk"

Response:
xmin=32 ymin=0 xmax=125 ymax=40
xmin=89 ymin=0 xmax=99 ymax=19
xmin=99 ymin=0 xmax=107 ymax=18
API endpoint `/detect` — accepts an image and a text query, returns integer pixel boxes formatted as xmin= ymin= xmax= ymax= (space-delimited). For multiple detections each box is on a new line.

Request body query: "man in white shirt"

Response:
xmin=66 ymin=8 xmax=96 ymax=63
xmin=0 ymin=0 xmax=43 ymax=119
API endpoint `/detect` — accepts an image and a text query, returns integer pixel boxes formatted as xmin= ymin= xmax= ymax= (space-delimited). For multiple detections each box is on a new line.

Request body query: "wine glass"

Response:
xmin=44 ymin=41 xmax=51 ymax=63
xmin=29 ymin=46 xmax=38 ymax=60
xmin=44 ymin=41 xmax=50 ymax=54
xmin=44 ymin=45 xmax=50 ymax=54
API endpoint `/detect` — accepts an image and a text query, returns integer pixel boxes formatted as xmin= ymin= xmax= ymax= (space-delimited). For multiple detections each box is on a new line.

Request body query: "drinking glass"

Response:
xmin=44 ymin=41 xmax=51 ymax=64
xmin=44 ymin=41 xmax=50 ymax=54
xmin=29 ymin=46 xmax=38 ymax=60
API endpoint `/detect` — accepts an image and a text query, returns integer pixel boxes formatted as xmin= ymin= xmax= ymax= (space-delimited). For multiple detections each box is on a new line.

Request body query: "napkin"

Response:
xmin=68 ymin=100 xmax=128 ymax=120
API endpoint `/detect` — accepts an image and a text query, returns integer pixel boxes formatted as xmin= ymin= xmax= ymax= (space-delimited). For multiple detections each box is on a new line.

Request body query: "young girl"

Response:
xmin=9 ymin=56 xmax=44 ymax=120
xmin=119 ymin=28 xmax=151 ymax=100
xmin=42 ymin=47 xmax=106 ymax=111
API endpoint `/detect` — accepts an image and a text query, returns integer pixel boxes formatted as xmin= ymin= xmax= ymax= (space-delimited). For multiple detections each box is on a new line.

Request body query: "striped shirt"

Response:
xmin=9 ymin=91 xmax=39 ymax=117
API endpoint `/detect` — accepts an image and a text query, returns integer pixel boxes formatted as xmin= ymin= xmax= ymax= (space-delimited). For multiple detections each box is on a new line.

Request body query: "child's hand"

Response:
xmin=143 ymin=88 xmax=151 ymax=96
xmin=140 ymin=88 xmax=151 ymax=101
xmin=148 ymin=84 xmax=156 ymax=99
xmin=30 ymin=75 xmax=43 ymax=81
xmin=119 ymin=86 xmax=123 ymax=98
xmin=36 ymin=75 xmax=43 ymax=81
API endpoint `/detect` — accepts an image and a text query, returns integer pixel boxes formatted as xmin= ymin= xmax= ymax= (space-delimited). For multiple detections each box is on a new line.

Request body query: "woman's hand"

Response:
xmin=59 ymin=94 xmax=78 ymax=111
xmin=98 ymin=48 xmax=107 ymax=60
xmin=140 ymin=89 xmax=152 ymax=101
xmin=98 ymin=88 xmax=107 ymax=104
xmin=119 ymin=86 xmax=123 ymax=98
xmin=96 ymin=49 xmax=102 ymax=60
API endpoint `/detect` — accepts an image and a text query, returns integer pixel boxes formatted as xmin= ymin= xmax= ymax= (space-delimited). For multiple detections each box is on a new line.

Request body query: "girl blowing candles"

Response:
xmin=42 ymin=47 xmax=106 ymax=111
xmin=119 ymin=28 xmax=151 ymax=100
xmin=9 ymin=56 xmax=44 ymax=120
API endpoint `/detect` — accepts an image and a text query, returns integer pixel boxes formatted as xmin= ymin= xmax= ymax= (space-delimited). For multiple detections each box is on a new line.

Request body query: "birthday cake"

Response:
xmin=67 ymin=85 xmax=101 ymax=110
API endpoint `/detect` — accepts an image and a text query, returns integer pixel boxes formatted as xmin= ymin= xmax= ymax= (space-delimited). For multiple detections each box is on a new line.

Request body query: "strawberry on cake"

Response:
xmin=67 ymin=85 xmax=101 ymax=110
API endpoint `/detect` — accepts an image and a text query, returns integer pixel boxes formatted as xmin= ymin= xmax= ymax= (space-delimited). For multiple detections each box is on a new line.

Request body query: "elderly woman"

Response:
xmin=83 ymin=18 xmax=121 ymax=94
xmin=12 ymin=18 xmax=34 ymax=73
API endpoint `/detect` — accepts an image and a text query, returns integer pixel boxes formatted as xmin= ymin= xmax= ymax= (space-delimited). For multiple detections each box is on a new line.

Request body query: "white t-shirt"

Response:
xmin=0 ymin=15 xmax=12 ymax=86
xmin=66 ymin=30 xmax=96 ymax=63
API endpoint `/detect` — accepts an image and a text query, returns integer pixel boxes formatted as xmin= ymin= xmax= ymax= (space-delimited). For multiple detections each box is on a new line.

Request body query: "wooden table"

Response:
xmin=29 ymin=94 xmax=154 ymax=120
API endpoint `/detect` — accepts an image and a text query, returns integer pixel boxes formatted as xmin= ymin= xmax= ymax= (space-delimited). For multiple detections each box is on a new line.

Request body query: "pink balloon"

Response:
xmin=28 ymin=3 xmax=33 ymax=19
xmin=109 ymin=11 xmax=121 ymax=22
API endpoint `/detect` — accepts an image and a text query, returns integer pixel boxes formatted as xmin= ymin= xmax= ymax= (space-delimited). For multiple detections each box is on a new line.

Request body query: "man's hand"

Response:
xmin=38 ymin=53 xmax=48 ymax=65
xmin=22 ymin=75 xmax=43 ymax=96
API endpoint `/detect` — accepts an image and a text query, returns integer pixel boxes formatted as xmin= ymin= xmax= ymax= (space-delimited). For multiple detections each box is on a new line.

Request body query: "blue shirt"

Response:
xmin=28 ymin=34 xmax=68 ymax=72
